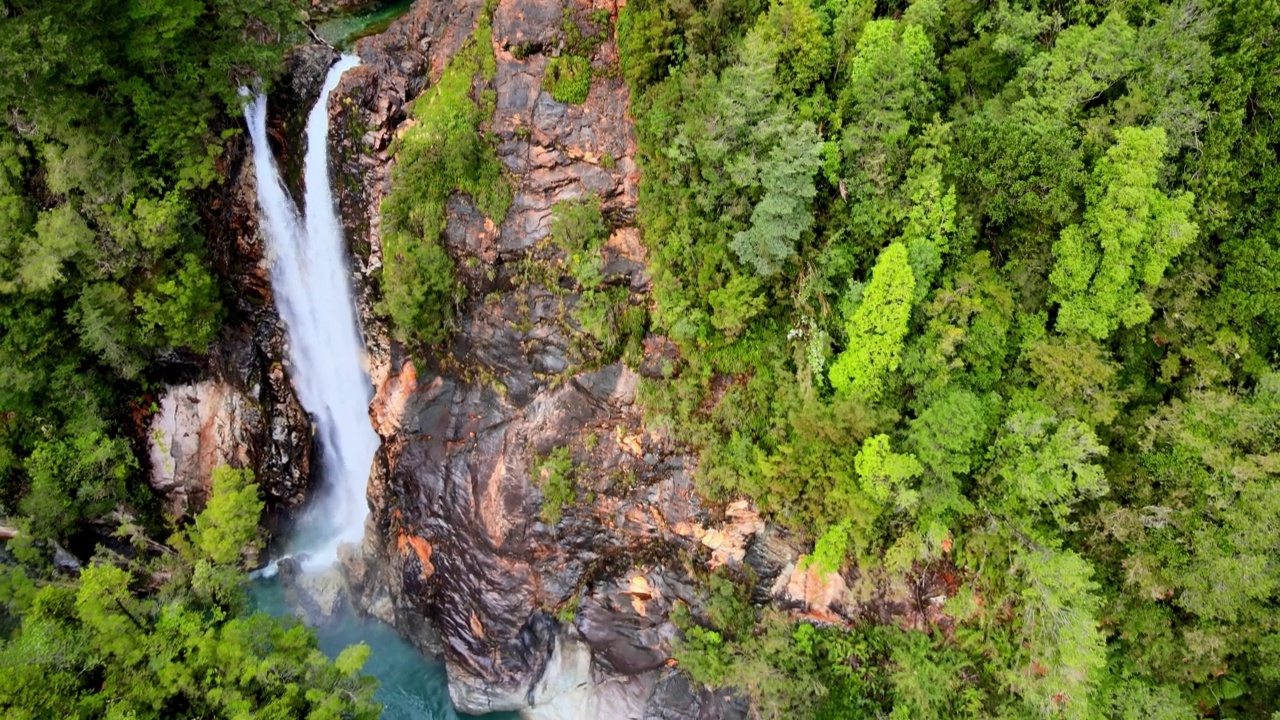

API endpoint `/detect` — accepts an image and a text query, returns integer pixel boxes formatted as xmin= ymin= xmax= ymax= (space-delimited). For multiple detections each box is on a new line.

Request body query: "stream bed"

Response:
xmin=251 ymin=580 xmax=519 ymax=720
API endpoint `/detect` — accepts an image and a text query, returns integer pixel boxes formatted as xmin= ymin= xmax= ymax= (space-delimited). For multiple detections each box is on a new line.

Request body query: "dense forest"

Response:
xmin=609 ymin=0 xmax=1280 ymax=717
xmin=4 ymin=0 xmax=1280 ymax=717
xmin=0 ymin=1 xmax=379 ymax=716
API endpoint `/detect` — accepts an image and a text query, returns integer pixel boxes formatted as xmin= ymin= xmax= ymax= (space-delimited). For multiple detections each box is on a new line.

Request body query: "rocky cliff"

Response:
xmin=317 ymin=1 xmax=765 ymax=717
xmin=145 ymin=46 xmax=345 ymax=526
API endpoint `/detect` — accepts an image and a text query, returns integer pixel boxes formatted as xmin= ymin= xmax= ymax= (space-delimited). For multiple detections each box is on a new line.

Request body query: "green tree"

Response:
xmin=729 ymin=122 xmax=825 ymax=277
xmin=0 ymin=564 xmax=380 ymax=719
xmin=1050 ymin=126 xmax=1197 ymax=339
xmin=836 ymin=18 xmax=937 ymax=239
xmin=829 ymin=242 xmax=915 ymax=399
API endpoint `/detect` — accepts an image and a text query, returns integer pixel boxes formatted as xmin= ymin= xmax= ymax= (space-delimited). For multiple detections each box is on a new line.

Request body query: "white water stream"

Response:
xmin=244 ymin=55 xmax=379 ymax=570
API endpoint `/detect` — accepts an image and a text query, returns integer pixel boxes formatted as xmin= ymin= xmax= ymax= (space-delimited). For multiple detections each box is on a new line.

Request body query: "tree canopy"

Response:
xmin=619 ymin=0 xmax=1280 ymax=715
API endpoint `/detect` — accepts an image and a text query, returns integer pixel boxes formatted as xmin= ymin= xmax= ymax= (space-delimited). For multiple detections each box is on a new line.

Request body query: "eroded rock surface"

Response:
xmin=148 ymin=382 xmax=252 ymax=518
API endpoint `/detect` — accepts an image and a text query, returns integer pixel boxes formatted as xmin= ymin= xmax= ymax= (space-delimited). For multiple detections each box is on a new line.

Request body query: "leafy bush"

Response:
xmin=544 ymin=54 xmax=593 ymax=104
xmin=551 ymin=196 xmax=609 ymax=286
xmin=533 ymin=446 xmax=576 ymax=526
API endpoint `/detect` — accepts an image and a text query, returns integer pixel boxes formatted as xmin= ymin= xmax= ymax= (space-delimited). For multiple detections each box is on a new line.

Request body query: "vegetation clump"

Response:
xmin=379 ymin=11 xmax=510 ymax=348
xmin=544 ymin=55 xmax=593 ymax=105
xmin=549 ymin=197 xmax=647 ymax=366
xmin=541 ymin=9 xmax=610 ymax=105
xmin=533 ymin=445 xmax=576 ymax=526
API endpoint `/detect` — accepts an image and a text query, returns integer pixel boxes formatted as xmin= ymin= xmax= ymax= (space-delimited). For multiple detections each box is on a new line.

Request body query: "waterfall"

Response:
xmin=244 ymin=54 xmax=379 ymax=570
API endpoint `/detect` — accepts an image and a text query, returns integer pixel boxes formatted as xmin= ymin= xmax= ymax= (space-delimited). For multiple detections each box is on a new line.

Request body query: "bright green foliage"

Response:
xmin=134 ymin=252 xmax=223 ymax=351
xmin=380 ymin=14 xmax=510 ymax=347
xmin=1050 ymin=127 xmax=1197 ymax=339
xmin=901 ymin=252 xmax=1014 ymax=397
xmin=534 ymin=446 xmax=576 ymax=526
xmin=828 ymin=242 xmax=915 ymax=399
xmin=20 ymin=431 xmax=136 ymax=539
xmin=1 ymin=464 xmax=377 ymax=718
xmin=1012 ymin=13 xmax=1137 ymax=121
xmin=1011 ymin=546 xmax=1106 ymax=718
xmin=991 ymin=402 xmax=1108 ymax=522
xmin=805 ymin=520 xmax=851 ymax=573
xmin=613 ymin=0 xmax=1280 ymax=715
xmin=0 ymin=564 xmax=379 ymax=719
xmin=543 ymin=8 xmax=609 ymax=105
xmin=545 ymin=55 xmax=592 ymax=104
xmin=551 ymin=196 xmax=609 ymax=288
xmin=189 ymin=466 xmax=263 ymax=567
xmin=806 ymin=433 xmax=924 ymax=570
xmin=899 ymin=126 xmax=957 ymax=301
xmin=852 ymin=434 xmax=922 ymax=509
xmin=837 ymin=18 xmax=937 ymax=239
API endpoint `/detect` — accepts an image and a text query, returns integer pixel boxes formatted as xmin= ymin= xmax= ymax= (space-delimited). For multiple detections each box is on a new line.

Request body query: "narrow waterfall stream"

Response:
xmin=246 ymin=54 xmax=378 ymax=569
xmin=243 ymin=58 xmax=516 ymax=719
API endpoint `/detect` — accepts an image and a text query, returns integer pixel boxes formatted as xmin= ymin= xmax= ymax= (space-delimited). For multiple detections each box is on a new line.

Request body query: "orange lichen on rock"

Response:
xmin=397 ymin=532 xmax=435 ymax=579
xmin=370 ymin=360 xmax=419 ymax=437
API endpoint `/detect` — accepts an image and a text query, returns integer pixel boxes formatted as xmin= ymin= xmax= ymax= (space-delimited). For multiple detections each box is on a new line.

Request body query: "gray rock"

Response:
xmin=278 ymin=557 xmax=347 ymax=627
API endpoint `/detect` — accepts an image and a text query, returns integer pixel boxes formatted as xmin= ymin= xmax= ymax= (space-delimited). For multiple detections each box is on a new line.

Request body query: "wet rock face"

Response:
xmin=271 ymin=43 xmax=341 ymax=206
xmin=147 ymin=381 xmax=253 ymax=518
xmin=325 ymin=1 xmax=754 ymax=718
xmin=278 ymin=556 xmax=349 ymax=626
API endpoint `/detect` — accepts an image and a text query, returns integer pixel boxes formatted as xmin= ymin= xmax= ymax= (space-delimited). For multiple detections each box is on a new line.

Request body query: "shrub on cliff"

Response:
xmin=544 ymin=54 xmax=592 ymax=104
xmin=380 ymin=12 xmax=510 ymax=348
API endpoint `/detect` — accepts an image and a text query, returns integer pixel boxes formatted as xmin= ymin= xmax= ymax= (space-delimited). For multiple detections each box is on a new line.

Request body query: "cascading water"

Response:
xmin=245 ymin=54 xmax=379 ymax=569
xmin=241 ymin=51 xmax=517 ymax=720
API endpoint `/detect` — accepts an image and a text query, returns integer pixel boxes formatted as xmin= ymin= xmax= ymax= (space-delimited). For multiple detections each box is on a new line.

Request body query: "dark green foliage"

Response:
xmin=619 ymin=0 xmax=1280 ymax=716
xmin=0 ymin=0 xmax=296 ymax=555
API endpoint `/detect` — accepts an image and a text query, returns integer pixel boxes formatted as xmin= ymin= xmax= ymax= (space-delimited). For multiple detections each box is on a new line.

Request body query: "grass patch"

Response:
xmin=544 ymin=54 xmax=592 ymax=104
xmin=533 ymin=445 xmax=576 ymax=526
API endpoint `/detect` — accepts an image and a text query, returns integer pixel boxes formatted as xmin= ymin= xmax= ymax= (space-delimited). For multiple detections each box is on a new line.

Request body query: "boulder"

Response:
xmin=279 ymin=556 xmax=349 ymax=626
xmin=147 ymin=381 xmax=255 ymax=518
